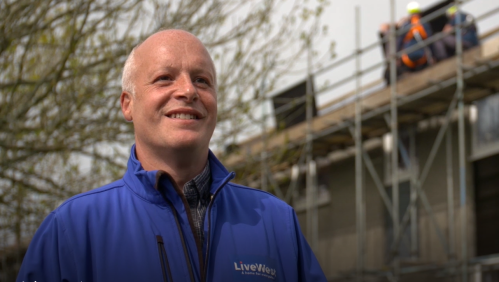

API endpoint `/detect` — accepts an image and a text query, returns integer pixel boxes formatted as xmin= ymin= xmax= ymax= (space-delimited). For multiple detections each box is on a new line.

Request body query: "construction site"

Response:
xmin=1 ymin=0 xmax=499 ymax=281
xmin=221 ymin=0 xmax=499 ymax=281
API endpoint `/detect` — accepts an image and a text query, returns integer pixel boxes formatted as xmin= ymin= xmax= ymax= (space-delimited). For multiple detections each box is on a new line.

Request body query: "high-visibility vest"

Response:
xmin=401 ymin=15 xmax=428 ymax=68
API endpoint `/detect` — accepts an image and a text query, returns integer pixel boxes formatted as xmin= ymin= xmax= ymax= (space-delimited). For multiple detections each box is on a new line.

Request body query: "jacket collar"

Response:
xmin=207 ymin=150 xmax=235 ymax=194
xmin=123 ymin=144 xmax=234 ymax=206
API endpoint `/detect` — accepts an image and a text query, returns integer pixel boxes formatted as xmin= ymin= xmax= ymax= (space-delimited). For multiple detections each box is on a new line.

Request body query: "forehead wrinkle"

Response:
xmin=135 ymin=30 xmax=217 ymax=84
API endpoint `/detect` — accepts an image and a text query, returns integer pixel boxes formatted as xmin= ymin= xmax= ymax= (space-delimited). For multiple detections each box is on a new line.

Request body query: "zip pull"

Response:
xmin=156 ymin=235 xmax=174 ymax=282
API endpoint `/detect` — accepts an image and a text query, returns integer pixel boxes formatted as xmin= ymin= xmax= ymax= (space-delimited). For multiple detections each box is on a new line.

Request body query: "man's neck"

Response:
xmin=135 ymin=143 xmax=209 ymax=189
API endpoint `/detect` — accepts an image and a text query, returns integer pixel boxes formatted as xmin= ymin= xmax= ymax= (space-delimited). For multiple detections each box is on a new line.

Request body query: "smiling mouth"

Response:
xmin=166 ymin=113 xmax=199 ymax=120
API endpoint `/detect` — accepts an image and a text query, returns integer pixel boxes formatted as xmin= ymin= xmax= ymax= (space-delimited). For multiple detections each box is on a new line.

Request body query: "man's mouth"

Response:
xmin=166 ymin=113 xmax=199 ymax=120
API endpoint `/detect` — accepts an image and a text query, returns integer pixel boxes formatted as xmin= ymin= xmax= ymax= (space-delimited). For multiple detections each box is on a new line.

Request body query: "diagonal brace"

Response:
xmin=388 ymin=92 xmax=459 ymax=261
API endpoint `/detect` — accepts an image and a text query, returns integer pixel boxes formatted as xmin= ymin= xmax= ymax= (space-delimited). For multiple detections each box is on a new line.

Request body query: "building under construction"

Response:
xmin=222 ymin=1 xmax=499 ymax=281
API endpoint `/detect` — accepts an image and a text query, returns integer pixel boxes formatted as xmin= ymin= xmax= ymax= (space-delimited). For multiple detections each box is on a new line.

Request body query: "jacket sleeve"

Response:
xmin=422 ymin=23 xmax=437 ymax=57
xmin=289 ymin=209 xmax=328 ymax=282
xmin=16 ymin=212 xmax=77 ymax=282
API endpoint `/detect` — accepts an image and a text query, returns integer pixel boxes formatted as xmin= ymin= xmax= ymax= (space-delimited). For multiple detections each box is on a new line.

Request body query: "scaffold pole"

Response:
xmin=389 ymin=0 xmax=399 ymax=280
xmin=455 ymin=1 xmax=468 ymax=281
xmin=354 ymin=6 xmax=365 ymax=282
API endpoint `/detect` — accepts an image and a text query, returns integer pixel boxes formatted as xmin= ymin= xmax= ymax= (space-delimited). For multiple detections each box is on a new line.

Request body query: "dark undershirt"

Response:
xmin=183 ymin=162 xmax=211 ymax=243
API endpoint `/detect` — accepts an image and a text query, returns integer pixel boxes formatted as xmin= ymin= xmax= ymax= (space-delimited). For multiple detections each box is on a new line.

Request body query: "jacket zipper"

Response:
xmin=156 ymin=170 xmax=235 ymax=282
xmin=202 ymin=172 xmax=235 ymax=282
xmin=159 ymin=190 xmax=196 ymax=282
xmin=156 ymin=235 xmax=173 ymax=282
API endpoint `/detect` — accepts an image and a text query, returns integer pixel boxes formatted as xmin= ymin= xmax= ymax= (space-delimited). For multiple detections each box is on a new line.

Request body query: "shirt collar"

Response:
xmin=188 ymin=161 xmax=211 ymax=192
xmin=183 ymin=161 xmax=211 ymax=201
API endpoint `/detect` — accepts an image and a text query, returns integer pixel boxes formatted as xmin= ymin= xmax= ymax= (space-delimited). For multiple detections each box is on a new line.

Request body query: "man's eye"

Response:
xmin=156 ymin=75 xmax=172 ymax=82
xmin=194 ymin=78 xmax=209 ymax=85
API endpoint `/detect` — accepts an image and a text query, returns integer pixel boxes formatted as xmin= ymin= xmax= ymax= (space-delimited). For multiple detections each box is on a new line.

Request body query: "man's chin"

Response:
xmin=166 ymin=139 xmax=207 ymax=153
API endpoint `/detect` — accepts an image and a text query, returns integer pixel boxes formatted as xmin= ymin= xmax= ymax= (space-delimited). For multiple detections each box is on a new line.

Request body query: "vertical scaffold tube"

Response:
xmin=455 ymin=1 xmax=468 ymax=281
xmin=305 ymin=35 xmax=317 ymax=252
xmin=354 ymin=6 xmax=365 ymax=282
xmin=447 ymin=125 xmax=456 ymax=273
xmin=260 ymin=75 xmax=268 ymax=192
xmin=389 ymin=0 xmax=399 ymax=280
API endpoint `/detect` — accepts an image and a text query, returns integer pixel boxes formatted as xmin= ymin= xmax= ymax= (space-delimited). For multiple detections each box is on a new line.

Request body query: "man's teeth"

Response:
xmin=169 ymin=113 xmax=197 ymax=119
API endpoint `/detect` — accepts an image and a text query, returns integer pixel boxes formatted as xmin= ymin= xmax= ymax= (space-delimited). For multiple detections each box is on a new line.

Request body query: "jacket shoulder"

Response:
xmin=55 ymin=179 xmax=125 ymax=212
xmin=226 ymin=182 xmax=292 ymax=208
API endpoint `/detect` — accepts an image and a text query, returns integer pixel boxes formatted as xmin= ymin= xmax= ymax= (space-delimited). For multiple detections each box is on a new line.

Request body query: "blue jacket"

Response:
xmin=17 ymin=146 xmax=327 ymax=282
xmin=449 ymin=13 xmax=479 ymax=47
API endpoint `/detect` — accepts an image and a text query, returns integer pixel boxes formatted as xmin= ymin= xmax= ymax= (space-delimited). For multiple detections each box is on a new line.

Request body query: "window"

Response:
xmin=471 ymin=92 xmax=499 ymax=160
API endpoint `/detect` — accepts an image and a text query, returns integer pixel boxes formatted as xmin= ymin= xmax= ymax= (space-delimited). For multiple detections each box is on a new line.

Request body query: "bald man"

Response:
xmin=17 ymin=30 xmax=327 ymax=282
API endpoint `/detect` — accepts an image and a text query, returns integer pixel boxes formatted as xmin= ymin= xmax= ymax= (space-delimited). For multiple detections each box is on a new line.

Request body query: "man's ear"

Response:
xmin=120 ymin=91 xmax=133 ymax=122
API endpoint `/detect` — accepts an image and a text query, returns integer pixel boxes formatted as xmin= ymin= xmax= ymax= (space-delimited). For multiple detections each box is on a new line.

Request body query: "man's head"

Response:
xmin=120 ymin=30 xmax=217 ymax=158
xmin=446 ymin=5 xmax=457 ymax=18
xmin=407 ymin=1 xmax=421 ymax=15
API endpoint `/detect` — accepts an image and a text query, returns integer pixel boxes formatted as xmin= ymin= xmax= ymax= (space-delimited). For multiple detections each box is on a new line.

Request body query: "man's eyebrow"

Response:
xmin=148 ymin=67 xmax=174 ymax=77
xmin=190 ymin=66 xmax=215 ymax=79
xmin=149 ymin=63 xmax=215 ymax=80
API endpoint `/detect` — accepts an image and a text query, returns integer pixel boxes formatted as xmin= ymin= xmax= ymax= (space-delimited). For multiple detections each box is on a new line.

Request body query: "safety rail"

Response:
xmin=224 ymin=1 xmax=499 ymax=165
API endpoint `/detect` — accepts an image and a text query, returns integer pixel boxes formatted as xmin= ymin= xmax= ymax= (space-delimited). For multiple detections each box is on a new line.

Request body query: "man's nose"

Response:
xmin=174 ymin=75 xmax=198 ymax=103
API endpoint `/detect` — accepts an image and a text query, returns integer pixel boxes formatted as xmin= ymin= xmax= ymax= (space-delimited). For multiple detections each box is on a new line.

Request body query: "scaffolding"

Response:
xmin=225 ymin=0 xmax=499 ymax=281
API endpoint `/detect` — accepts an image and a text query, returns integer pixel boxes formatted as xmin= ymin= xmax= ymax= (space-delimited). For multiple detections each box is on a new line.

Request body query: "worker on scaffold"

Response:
xmin=435 ymin=5 xmax=480 ymax=60
xmin=397 ymin=2 xmax=436 ymax=73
